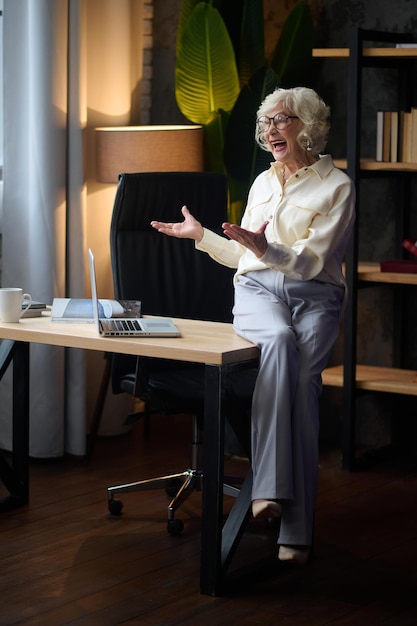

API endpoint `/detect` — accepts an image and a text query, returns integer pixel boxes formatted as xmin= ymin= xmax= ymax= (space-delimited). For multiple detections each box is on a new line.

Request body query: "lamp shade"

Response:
xmin=95 ymin=125 xmax=204 ymax=183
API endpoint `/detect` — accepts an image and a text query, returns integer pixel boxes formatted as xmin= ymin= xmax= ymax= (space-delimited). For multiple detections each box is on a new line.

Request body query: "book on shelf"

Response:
xmin=380 ymin=238 xmax=417 ymax=273
xmin=400 ymin=111 xmax=412 ymax=162
xmin=376 ymin=110 xmax=384 ymax=161
xmin=411 ymin=108 xmax=417 ymax=163
xmin=383 ymin=111 xmax=391 ymax=162
xmin=376 ymin=108 xmax=417 ymax=164
xmin=402 ymin=238 xmax=417 ymax=258
xmin=390 ymin=110 xmax=399 ymax=162
xmin=51 ymin=298 xmax=141 ymax=322
xmin=380 ymin=259 xmax=417 ymax=273
xmin=375 ymin=110 xmax=393 ymax=162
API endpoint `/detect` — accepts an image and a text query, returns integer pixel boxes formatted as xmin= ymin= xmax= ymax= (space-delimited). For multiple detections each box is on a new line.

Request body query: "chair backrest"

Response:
xmin=110 ymin=172 xmax=234 ymax=322
xmin=109 ymin=172 xmax=235 ymax=392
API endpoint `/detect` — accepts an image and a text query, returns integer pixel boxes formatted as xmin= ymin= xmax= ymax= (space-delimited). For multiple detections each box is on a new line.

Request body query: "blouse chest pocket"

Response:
xmin=246 ymin=192 xmax=275 ymax=222
xmin=278 ymin=196 xmax=331 ymax=242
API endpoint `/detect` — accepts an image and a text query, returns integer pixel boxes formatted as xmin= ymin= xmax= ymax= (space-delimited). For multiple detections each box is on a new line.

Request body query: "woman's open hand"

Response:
xmin=222 ymin=221 xmax=269 ymax=258
xmin=151 ymin=206 xmax=204 ymax=242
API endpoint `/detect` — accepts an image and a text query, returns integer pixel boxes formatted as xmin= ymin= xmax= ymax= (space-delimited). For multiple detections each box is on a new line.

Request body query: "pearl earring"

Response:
xmin=306 ymin=138 xmax=312 ymax=152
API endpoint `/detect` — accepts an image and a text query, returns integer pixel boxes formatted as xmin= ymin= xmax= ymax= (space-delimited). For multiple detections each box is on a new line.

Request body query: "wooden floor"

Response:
xmin=1 ymin=414 xmax=417 ymax=625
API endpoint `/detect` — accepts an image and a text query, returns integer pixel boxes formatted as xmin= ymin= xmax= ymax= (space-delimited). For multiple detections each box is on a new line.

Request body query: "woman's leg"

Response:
xmin=233 ymin=271 xmax=343 ymax=547
xmin=277 ymin=278 xmax=343 ymax=547
xmin=233 ymin=271 xmax=299 ymax=502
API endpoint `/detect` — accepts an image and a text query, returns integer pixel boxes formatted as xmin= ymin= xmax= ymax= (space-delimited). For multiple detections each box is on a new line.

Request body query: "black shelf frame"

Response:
xmin=342 ymin=28 xmax=417 ymax=470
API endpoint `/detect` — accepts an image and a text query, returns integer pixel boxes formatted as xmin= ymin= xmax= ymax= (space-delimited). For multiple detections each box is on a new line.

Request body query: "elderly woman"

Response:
xmin=151 ymin=87 xmax=355 ymax=564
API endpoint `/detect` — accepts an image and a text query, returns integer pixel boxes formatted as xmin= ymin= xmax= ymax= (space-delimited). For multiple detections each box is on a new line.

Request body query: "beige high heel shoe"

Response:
xmin=278 ymin=545 xmax=310 ymax=564
xmin=252 ymin=499 xmax=282 ymax=519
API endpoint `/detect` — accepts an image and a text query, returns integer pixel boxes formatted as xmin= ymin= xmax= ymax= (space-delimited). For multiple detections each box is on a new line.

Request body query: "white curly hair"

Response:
xmin=255 ymin=86 xmax=330 ymax=156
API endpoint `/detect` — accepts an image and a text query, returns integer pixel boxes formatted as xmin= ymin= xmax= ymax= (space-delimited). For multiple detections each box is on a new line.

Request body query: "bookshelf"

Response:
xmin=313 ymin=47 xmax=417 ymax=59
xmin=333 ymin=158 xmax=417 ymax=172
xmin=322 ymin=365 xmax=417 ymax=396
xmin=357 ymin=261 xmax=417 ymax=285
xmin=314 ymin=30 xmax=417 ymax=470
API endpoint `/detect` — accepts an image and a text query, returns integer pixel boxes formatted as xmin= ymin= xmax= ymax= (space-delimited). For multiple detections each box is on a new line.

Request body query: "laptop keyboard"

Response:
xmin=100 ymin=318 xmax=142 ymax=333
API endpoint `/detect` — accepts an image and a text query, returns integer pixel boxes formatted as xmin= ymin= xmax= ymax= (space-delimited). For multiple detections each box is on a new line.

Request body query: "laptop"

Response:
xmin=88 ymin=249 xmax=180 ymax=338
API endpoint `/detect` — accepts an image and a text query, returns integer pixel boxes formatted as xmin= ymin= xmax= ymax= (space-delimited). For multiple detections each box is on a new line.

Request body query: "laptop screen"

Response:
xmin=88 ymin=249 xmax=102 ymax=332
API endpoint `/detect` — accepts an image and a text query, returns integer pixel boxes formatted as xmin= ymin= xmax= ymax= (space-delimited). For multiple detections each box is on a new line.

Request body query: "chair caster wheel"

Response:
xmin=167 ymin=518 xmax=184 ymax=536
xmin=165 ymin=477 xmax=183 ymax=497
xmin=108 ymin=499 xmax=123 ymax=516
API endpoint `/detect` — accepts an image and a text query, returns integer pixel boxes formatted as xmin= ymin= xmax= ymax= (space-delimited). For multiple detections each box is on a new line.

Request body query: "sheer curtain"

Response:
xmin=0 ymin=0 xmax=145 ymax=456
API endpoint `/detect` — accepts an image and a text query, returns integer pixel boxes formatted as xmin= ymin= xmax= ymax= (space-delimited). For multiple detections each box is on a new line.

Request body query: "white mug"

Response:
xmin=0 ymin=288 xmax=32 ymax=323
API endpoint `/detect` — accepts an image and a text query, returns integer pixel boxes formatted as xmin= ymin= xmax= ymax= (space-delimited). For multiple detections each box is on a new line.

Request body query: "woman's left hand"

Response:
xmin=222 ymin=221 xmax=269 ymax=258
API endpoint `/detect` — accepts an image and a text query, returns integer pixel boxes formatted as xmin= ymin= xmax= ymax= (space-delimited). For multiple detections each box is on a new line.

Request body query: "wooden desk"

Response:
xmin=0 ymin=316 xmax=258 ymax=596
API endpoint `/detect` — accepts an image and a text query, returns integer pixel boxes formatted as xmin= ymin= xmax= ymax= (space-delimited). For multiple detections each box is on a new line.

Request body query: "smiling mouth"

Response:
xmin=271 ymin=140 xmax=286 ymax=150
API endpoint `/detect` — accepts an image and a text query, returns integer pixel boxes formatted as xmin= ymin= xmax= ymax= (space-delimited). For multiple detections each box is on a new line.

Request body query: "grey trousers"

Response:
xmin=233 ymin=270 xmax=344 ymax=546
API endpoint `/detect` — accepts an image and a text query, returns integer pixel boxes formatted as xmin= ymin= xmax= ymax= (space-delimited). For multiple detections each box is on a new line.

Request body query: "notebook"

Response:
xmin=88 ymin=249 xmax=181 ymax=338
xmin=51 ymin=297 xmax=135 ymax=322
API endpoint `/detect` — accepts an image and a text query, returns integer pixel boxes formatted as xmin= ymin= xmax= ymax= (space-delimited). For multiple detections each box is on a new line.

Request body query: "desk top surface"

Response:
xmin=0 ymin=315 xmax=258 ymax=366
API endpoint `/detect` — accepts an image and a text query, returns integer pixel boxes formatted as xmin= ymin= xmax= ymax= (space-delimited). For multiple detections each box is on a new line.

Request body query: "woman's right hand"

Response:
xmin=150 ymin=206 xmax=204 ymax=242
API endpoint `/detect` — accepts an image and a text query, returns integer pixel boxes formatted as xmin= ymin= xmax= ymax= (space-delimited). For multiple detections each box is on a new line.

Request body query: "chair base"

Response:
xmin=107 ymin=467 xmax=241 ymax=534
xmin=107 ymin=468 xmax=199 ymax=534
xmin=107 ymin=415 xmax=242 ymax=534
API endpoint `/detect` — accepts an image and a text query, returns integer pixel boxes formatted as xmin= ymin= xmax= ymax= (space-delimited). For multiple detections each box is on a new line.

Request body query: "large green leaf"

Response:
xmin=217 ymin=0 xmax=265 ymax=87
xmin=271 ymin=3 xmax=314 ymax=87
xmin=237 ymin=0 xmax=265 ymax=86
xmin=204 ymin=109 xmax=230 ymax=173
xmin=175 ymin=3 xmax=240 ymax=125
xmin=176 ymin=0 xmax=201 ymax=54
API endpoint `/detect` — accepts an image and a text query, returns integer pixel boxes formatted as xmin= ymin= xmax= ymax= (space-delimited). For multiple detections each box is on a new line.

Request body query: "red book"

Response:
xmin=402 ymin=239 xmax=417 ymax=258
xmin=380 ymin=259 xmax=417 ymax=273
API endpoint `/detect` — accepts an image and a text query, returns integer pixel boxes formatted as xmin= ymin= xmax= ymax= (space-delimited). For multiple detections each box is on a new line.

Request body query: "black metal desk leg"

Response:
xmin=220 ymin=468 xmax=252 ymax=572
xmin=200 ymin=363 xmax=225 ymax=596
xmin=0 ymin=340 xmax=30 ymax=511
xmin=12 ymin=341 xmax=30 ymax=505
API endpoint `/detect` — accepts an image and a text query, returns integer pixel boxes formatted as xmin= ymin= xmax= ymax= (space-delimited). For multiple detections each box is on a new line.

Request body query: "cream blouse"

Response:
xmin=196 ymin=154 xmax=356 ymax=289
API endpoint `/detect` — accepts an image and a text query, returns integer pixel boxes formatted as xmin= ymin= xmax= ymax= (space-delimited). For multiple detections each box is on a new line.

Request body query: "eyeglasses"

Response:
xmin=256 ymin=114 xmax=298 ymax=133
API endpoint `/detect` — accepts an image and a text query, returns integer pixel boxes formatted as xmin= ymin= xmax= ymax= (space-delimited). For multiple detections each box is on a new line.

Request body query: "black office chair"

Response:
xmin=105 ymin=172 xmax=256 ymax=535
